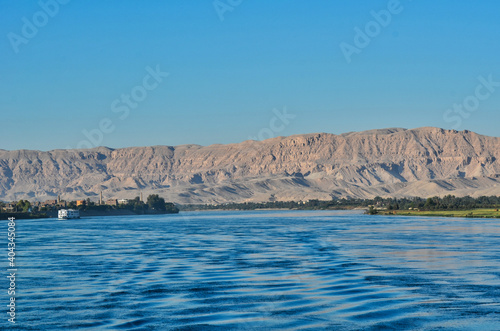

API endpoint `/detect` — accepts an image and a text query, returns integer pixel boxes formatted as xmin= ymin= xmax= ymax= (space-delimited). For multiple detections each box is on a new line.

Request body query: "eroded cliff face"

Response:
xmin=1 ymin=127 xmax=499 ymax=203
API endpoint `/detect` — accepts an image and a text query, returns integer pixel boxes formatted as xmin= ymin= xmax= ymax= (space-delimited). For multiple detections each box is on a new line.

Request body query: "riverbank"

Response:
xmin=380 ymin=208 xmax=500 ymax=218
xmin=1 ymin=208 xmax=178 ymax=220
xmin=56 ymin=208 xmax=179 ymax=218
xmin=0 ymin=212 xmax=48 ymax=220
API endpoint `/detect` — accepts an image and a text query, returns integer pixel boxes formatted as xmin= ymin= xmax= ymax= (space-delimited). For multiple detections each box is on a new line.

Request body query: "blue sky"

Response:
xmin=1 ymin=0 xmax=499 ymax=150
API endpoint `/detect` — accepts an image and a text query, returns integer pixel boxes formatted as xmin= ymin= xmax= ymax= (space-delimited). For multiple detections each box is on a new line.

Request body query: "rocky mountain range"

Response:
xmin=1 ymin=127 xmax=499 ymax=204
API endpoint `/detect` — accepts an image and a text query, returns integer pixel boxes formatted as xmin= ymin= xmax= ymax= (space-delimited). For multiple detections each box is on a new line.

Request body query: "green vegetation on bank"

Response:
xmin=371 ymin=195 xmax=500 ymax=218
xmin=0 ymin=200 xmax=48 ymax=220
xmin=60 ymin=195 xmax=179 ymax=215
xmin=2 ymin=195 xmax=500 ymax=219
xmin=75 ymin=195 xmax=178 ymax=214
xmin=1 ymin=194 xmax=178 ymax=219
xmin=179 ymin=195 xmax=500 ymax=218
xmin=179 ymin=195 xmax=500 ymax=213
xmin=380 ymin=209 xmax=500 ymax=218
xmin=374 ymin=195 xmax=500 ymax=211
xmin=179 ymin=199 xmax=363 ymax=211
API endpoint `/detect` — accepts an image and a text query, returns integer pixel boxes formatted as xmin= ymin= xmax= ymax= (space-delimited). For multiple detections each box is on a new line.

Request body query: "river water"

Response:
xmin=5 ymin=210 xmax=500 ymax=330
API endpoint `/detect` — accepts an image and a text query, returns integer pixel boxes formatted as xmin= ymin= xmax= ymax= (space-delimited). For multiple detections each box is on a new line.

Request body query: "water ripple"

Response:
xmin=5 ymin=210 xmax=500 ymax=330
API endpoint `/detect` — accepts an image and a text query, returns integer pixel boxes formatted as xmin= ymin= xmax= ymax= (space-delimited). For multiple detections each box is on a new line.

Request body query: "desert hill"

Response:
xmin=1 ymin=127 xmax=499 ymax=203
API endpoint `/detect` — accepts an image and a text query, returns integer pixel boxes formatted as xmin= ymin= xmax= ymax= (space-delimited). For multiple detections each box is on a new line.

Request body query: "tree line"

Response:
xmin=179 ymin=195 xmax=500 ymax=211
xmin=71 ymin=194 xmax=178 ymax=214
xmin=0 ymin=194 xmax=179 ymax=217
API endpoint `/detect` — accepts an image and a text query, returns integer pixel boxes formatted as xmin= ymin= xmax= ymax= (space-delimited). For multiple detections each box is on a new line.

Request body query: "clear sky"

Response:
xmin=1 ymin=0 xmax=499 ymax=150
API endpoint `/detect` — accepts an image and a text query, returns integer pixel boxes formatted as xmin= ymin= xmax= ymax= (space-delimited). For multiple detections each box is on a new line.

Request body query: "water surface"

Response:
xmin=5 ymin=210 xmax=500 ymax=330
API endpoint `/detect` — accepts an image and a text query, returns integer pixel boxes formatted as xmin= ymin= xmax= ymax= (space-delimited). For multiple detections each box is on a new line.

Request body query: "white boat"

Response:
xmin=58 ymin=209 xmax=80 ymax=219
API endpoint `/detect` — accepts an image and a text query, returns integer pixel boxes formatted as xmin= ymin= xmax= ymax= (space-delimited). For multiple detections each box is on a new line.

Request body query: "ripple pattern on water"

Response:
xmin=5 ymin=210 xmax=500 ymax=330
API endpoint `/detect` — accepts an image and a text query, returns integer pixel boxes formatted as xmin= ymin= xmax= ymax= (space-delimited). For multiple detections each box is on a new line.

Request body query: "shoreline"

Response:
xmin=378 ymin=208 xmax=500 ymax=218
xmin=3 ymin=208 xmax=499 ymax=220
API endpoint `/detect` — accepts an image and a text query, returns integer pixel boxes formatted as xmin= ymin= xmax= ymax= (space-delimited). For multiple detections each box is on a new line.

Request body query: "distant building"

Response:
xmin=3 ymin=203 xmax=15 ymax=212
xmin=76 ymin=200 xmax=86 ymax=207
xmin=105 ymin=199 xmax=117 ymax=206
xmin=117 ymin=199 xmax=129 ymax=205
xmin=43 ymin=200 xmax=58 ymax=206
